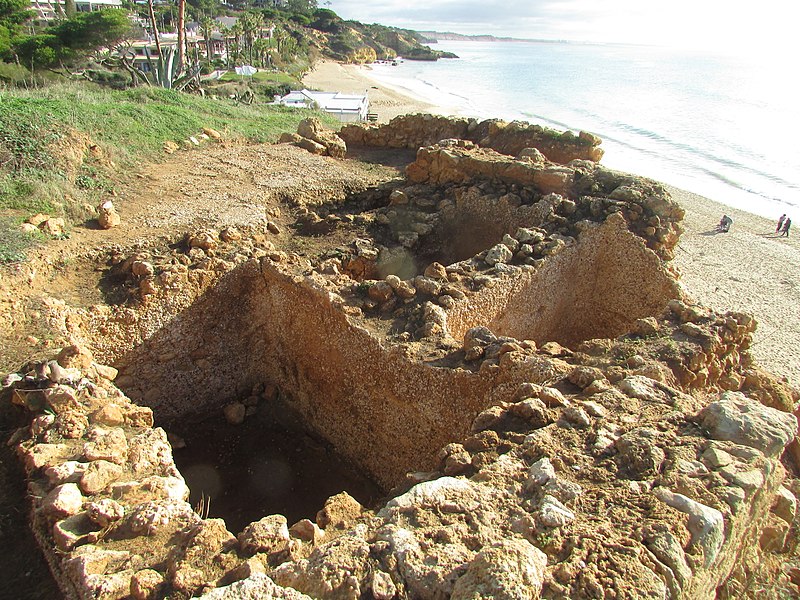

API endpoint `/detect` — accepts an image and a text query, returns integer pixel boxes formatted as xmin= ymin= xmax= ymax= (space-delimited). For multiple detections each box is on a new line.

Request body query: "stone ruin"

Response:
xmin=3 ymin=114 xmax=800 ymax=599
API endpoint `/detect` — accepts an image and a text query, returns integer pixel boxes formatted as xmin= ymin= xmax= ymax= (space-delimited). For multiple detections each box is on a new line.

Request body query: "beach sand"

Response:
xmin=303 ymin=60 xmax=800 ymax=385
xmin=302 ymin=60 xmax=451 ymax=122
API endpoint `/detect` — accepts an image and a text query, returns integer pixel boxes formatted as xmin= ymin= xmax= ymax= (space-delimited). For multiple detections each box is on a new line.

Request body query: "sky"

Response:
xmin=326 ymin=0 xmax=800 ymax=55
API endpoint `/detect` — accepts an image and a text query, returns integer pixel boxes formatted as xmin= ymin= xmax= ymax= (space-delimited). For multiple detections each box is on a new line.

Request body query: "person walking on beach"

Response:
xmin=777 ymin=214 xmax=786 ymax=233
xmin=780 ymin=217 xmax=791 ymax=237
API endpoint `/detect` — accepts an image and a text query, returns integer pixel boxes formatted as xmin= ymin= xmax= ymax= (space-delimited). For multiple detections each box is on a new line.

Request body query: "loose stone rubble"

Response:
xmin=2 ymin=114 xmax=799 ymax=599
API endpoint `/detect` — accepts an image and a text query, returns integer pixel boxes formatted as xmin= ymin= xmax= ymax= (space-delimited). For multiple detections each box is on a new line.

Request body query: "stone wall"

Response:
xmin=403 ymin=140 xmax=685 ymax=260
xmin=339 ymin=114 xmax=604 ymax=163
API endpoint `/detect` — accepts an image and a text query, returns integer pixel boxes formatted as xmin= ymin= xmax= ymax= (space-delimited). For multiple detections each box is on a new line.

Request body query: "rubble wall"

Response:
xmin=339 ymin=114 xmax=604 ymax=163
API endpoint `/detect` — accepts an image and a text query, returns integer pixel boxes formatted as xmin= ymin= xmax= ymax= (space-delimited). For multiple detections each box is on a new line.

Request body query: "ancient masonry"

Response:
xmin=3 ymin=115 xmax=800 ymax=599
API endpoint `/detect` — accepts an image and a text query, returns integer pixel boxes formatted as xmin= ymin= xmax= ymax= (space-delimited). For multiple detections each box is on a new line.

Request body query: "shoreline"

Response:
xmin=302 ymin=60 xmax=800 ymax=385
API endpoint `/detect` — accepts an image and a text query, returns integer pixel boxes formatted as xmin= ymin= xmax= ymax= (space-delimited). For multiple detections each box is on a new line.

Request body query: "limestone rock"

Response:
xmin=537 ymin=495 xmax=575 ymax=528
xmin=111 ymin=475 xmax=189 ymax=504
xmin=86 ymin=498 xmax=125 ymax=527
xmin=238 ymin=515 xmax=290 ymax=556
xmin=199 ymin=573 xmax=313 ymax=599
xmin=615 ymin=428 xmax=665 ymax=479
xmin=617 ymin=376 xmax=673 ymax=404
xmin=169 ymin=518 xmax=236 ymax=593
xmin=424 ymin=262 xmax=448 ymax=280
xmin=772 ymin=486 xmax=797 ymax=525
xmin=97 ymin=201 xmax=121 ymax=229
xmin=131 ymin=569 xmax=166 ymax=600
xmin=273 ymin=531 xmax=370 ymax=598
xmin=644 ymin=530 xmax=692 ymax=586
xmin=83 ymin=427 xmax=129 ymax=464
xmin=127 ymin=428 xmax=174 ymax=476
xmin=57 ymin=344 xmax=94 ymax=370
xmin=484 ymin=243 xmax=513 ymax=266
xmin=568 ymin=366 xmax=605 ymax=389
xmin=63 ymin=545 xmax=132 ymax=596
xmin=296 ymin=118 xmax=347 ymax=158
xmin=55 ymin=410 xmax=89 ymax=439
xmin=40 ymin=217 xmax=66 ymax=236
xmin=223 ymin=402 xmax=246 ymax=425
xmin=53 ymin=512 xmax=97 ymax=552
xmin=450 ymin=539 xmax=547 ymax=600
xmin=526 ymin=457 xmax=556 ymax=490
xmin=41 ymin=483 xmax=85 ymax=518
xmin=289 ymin=519 xmax=324 ymax=545
xmin=188 ymin=230 xmax=219 ymax=251
xmin=697 ymin=391 xmax=798 ymax=457
xmin=124 ymin=500 xmax=199 ymax=537
xmin=80 ymin=460 xmax=124 ymax=495
xmin=316 ymin=492 xmax=363 ymax=533
xmin=92 ymin=404 xmax=125 ymax=427
xmin=45 ymin=460 xmax=87 ymax=486
xmin=371 ymin=570 xmax=396 ymax=600
xmin=18 ymin=442 xmax=71 ymax=472
xmin=655 ymin=488 xmax=724 ymax=567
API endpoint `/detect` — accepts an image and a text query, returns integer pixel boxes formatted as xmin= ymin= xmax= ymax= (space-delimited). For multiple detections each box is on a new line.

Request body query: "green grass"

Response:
xmin=0 ymin=216 xmax=45 ymax=262
xmin=0 ymin=79 xmax=337 ymax=262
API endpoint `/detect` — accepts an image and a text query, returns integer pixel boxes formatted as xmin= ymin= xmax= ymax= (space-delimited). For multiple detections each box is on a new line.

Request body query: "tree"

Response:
xmin=176 ymin=0 xmax=186 ymax=73
xmin=0 ymin=0 xmax=32 ymax=26
xmin=200 ymin=16 xmax=214 ymax=61
xmin=52 ymin=9 xmax=132 ymax=51
xmin=14 ymin=9 xmax=133 ymax=69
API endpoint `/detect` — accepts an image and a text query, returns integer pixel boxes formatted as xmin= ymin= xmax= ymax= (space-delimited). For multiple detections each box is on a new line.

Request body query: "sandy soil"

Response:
xmin=667 ymin=186 xmax=800 ymax=385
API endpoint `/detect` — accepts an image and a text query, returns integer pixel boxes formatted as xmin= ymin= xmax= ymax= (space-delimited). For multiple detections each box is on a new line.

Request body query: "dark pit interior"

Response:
xmin=167 ymin=404 xmax=383 ymax=534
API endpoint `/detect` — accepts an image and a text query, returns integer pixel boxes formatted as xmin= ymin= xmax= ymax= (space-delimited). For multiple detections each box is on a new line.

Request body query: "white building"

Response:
xmin=276 ymin=89 xmax=370 ymax=123
xmin=30 ymin=0 xmax=123 ymax=22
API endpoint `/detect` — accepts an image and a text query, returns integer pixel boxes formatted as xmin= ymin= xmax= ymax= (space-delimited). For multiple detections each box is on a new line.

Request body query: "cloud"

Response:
xmin=327 ymin=0 xmax=800 ymax=50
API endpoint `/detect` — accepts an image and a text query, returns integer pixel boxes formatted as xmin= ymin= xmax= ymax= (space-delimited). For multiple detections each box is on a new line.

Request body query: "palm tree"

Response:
xmin=229 ymin=21 xmax=243 ymax=66
xmin=200 ymin=16 xmax=215 ymax=62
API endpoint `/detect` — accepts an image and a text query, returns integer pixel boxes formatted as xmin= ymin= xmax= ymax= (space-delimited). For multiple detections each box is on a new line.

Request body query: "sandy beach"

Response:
xmin=302 ymin=60 xmax=452 ymax=122
xmin=303 ymin=60 xmax=800 ymax=385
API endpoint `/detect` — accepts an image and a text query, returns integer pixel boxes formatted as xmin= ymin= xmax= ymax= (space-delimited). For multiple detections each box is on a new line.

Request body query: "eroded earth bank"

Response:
xmin=2 ymin=115 xmax=800 ymax=599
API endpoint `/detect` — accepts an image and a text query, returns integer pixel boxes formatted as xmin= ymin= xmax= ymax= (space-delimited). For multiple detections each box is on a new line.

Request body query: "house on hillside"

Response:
xmin=31 ymin=0 xmax=122 ymax=22
xmin=276 ymin=89 xmax=370 ymax=123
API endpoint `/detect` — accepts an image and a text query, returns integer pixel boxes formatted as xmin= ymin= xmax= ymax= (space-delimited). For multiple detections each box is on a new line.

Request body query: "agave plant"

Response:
xmin=144 ymin=46 xmax=201 ymax=90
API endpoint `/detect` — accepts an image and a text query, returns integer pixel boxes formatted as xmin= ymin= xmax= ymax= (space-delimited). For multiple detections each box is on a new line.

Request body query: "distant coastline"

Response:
xmin=416 ymin=31 xmax=534 ymax=43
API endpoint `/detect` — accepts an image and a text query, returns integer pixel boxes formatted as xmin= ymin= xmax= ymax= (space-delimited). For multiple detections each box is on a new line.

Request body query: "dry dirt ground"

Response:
xmin=0 ymin=142 xmax=413 ymax=374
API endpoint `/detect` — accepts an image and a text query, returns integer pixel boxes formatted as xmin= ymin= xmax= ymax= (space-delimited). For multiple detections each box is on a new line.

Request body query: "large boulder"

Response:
xmin=697 ymin=391 xmax=798 ymax=458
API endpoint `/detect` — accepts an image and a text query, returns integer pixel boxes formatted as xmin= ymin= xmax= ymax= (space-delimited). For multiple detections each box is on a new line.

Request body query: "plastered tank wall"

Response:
xmin=445 ymin=214 xmax=681 ymax=346
xmin=56 ymin=255 xmax=572 ymax=489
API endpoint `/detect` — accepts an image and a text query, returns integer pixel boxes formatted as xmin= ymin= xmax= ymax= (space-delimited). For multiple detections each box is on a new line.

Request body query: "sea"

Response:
xmin=364 ymin=40 xmax=799 ymax=219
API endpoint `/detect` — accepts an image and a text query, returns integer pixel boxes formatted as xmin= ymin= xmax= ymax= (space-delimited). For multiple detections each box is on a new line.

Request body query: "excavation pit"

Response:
xmin=168 ymin=407 xmax=382 ymax=534
xmin=4 ymin=119 xmax=798 ymax=599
